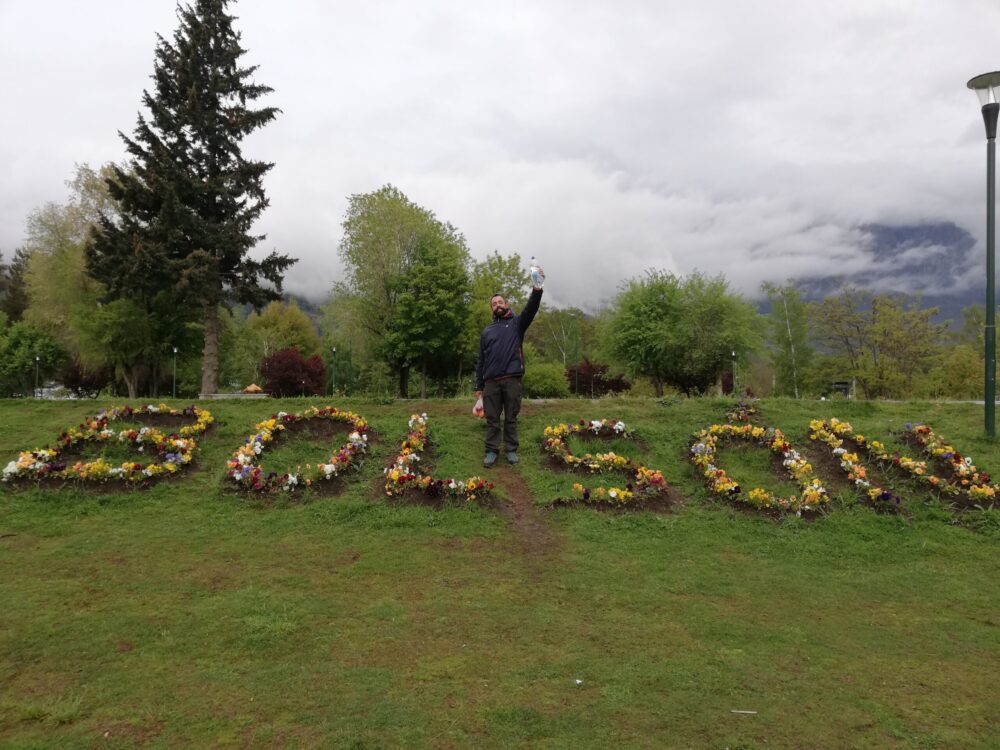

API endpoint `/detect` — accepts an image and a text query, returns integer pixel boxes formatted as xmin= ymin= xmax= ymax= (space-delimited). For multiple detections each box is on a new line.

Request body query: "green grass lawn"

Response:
xmin=1 ymin=396 xmax=998 ymax=748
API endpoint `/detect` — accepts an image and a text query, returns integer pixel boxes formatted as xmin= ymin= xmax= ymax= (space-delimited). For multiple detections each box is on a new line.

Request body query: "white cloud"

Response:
xmin=2 ymin=0 xmax=998 ymax=307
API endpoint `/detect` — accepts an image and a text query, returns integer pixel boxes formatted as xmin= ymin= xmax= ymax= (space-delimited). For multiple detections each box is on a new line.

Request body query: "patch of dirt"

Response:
xmin=281 ymin=418 xmax=377 ymax=443
xmin=489 ymin=463 xmax=560 ymax=564
xmin=802 ymin=443 xmax=853 ymax=495
xmin=548 ymin=485 xmax=686 ymax=514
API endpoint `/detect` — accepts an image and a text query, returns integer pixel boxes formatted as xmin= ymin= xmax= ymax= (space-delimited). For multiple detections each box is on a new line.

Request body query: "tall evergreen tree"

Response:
xmin=0 ymin=248 xmax=31 ymax=323
xmin=87 ymin=0 xmax=294 ymax=393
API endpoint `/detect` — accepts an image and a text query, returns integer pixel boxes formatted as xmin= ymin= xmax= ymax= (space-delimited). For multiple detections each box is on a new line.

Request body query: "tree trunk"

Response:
xmin=201 ymin=302 xmax=220 ymax=395
xmin=420 ymin=360 xmax=427 ymax=399
xmin=653 ymin=377 xmax=663 ymax=397
xmin=122 ymin=368 xmax=139 ymax=400
xmin=399 ymin=366 xmax=409 ymax=399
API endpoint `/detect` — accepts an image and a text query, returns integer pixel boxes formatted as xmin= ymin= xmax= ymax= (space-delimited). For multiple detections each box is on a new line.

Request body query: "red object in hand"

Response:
xmin=472 ymin=397 xmax=485 ymax=418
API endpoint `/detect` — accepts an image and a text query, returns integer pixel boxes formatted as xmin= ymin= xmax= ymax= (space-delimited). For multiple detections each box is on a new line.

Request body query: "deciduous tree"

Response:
xmin=809 ymin=287 xmax=945 ymax=399
xmin=762 ymin=282 xmax=813 ymax=398
xmin=336 ymin=185 xmax=472 ymax=396
xmin=605 ymin=270 xmax=762 ymax=395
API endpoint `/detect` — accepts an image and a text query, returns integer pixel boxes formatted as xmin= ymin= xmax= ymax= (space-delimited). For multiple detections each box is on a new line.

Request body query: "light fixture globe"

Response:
xmin=968 ymin=71 xmax=1000 ymax=107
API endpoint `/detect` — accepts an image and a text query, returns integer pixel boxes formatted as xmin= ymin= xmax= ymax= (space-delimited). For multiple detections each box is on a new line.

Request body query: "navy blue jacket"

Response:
xmin=475 ymin=288 xmax=542 ymax=391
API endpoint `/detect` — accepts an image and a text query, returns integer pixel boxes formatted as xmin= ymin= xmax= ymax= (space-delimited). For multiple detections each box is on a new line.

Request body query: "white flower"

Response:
xmin=590 ymin=420 xmax=602 ymax=433
xmin=613 ymin=421 xmax=626 ymax=433
xmin=609 ymin=489 xmax=618 ymax=498
xmin=2 ymin=460 xmax=17 ymax=479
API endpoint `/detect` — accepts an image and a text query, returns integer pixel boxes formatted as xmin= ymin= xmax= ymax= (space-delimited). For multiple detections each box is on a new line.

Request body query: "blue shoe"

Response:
xmin=483 ymin=451 xmax=498 ymax=468
xmin=506 ymin=451 xmax=519 ymax=465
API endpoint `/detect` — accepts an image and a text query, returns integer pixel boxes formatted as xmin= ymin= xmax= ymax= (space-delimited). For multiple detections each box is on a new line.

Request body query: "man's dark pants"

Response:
xmin=483 ymin=377 xmax=522 ymax=453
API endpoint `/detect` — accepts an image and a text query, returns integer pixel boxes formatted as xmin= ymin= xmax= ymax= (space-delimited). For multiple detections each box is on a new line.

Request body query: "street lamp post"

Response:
xmin=331 ymin=347 xmax=337 ymax=396
xmin=968 ymin=72 xmax=1000 ymax=437
xmin=34 ymin=356 xmax=40 ymax=399
xmin=731 ymin=351 xmax=737 ymax=396
xmin=172 ymin=346 xmax=178 ymax=399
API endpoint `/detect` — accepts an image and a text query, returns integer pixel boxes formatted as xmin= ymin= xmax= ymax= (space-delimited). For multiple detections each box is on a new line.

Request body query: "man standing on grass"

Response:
xmin=474 ymin=276 xmax=544 ymax=467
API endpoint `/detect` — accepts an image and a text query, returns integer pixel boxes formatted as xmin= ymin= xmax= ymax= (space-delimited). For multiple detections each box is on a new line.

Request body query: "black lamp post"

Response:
xmin=34 ymin=355 xmax=40 ymax=399
xmin=331 ymin=347 xmax=337 ymax=396
xmin=731 ymin=350 xmax=737 ymax=396
xmin=172 ymin=346 xmax=178 ymax=399
xmin=968 ymin=71 xmax=1000 ymax=437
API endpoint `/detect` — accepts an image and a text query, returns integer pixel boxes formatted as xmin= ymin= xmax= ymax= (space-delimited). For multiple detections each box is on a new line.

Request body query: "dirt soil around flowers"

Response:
xmin=548 ymin=486 xmax=686 ymax=514
xmin=800 ymin=442 xmax=853 ymax=496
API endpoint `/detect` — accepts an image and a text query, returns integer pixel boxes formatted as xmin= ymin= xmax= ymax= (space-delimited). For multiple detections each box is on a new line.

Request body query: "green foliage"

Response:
xmin=87 ymin=0 xmax=294 ymax=393
xmin=605 ymin=270 xmax=762 ymax=395
xmin=19 ymin=165 xmax=110 ymax=354
xmin=809 ymin=287 xmax=946 ymax=399
xmin=336 ymin=185 xmax=473 ymax=396
xmin=382 ymin=233 xmax=470 ymax=396
xmin=523 ymin=362 xmax=571 ymax=397
xmin=214 ymin=300 xmax=324 ymax=389
xmin=0 ymin=321 xmax=64 ymax=396
xmin=916 ymin=345 xmax=983 ymax=400
xmin=525 ymin=306 xmax=596 ymax=366
xmin=73 ymin=295 xmax=198 ymax=399
xmin=0 ymin=247 xmax=30 ymax=322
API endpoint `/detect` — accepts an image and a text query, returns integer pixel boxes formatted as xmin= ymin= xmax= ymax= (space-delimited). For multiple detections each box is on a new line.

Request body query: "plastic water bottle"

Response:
xmin=529 ymin=256 xmax=545 ymax=288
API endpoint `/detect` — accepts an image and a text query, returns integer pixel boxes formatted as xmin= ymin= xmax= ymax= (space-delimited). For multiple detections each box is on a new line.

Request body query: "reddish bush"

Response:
xmin=565 ymin=359 xmax=630 ymax=397
xmin=59 ymin=359 xmax=111 ymax=399
xmin=261 ymin=348 xmax=327 ymax=397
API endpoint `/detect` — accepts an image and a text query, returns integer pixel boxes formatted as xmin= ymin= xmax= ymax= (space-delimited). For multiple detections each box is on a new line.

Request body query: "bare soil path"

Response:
xmin=488 ymin=463 xmax=561 ymax=570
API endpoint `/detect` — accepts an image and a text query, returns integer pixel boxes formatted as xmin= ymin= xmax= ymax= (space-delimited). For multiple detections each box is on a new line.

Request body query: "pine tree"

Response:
xmin=87 ymin=0 xmax=294 ymax=393
xmin=0 ymin=248 xmax=31 ymax=323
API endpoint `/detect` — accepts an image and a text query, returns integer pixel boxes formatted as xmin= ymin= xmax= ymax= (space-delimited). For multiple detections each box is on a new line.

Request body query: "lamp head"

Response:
xmin=968 ymin=71 xmax=1000 ymax=107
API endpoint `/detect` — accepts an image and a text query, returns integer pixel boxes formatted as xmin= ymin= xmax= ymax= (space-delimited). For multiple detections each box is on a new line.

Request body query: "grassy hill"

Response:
xmin=1 ymin=396 xmax=998 ymax=748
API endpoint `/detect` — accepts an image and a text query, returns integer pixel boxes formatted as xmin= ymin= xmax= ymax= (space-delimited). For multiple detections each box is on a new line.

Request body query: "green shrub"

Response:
xmin=523 ymin=363 xmax=570 ymax=398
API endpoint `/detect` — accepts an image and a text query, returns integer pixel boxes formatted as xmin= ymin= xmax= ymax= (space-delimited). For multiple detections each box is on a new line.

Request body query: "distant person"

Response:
xmin=474 ymin=273 xmax=544 ymax=467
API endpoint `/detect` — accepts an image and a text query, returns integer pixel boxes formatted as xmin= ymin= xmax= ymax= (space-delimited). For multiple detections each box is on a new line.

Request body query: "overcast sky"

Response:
xmin=2 ymin=0 xmax=999 ymax=308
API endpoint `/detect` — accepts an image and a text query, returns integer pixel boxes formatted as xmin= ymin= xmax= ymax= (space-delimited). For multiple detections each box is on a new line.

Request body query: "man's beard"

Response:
xmin=494 ymin=306 xmax=509 ymax=318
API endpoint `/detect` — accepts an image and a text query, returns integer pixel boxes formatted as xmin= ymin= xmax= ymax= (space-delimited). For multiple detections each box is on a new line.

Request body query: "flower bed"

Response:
xmin=542 ymin=419 xmax=668 ymax=505
xmin=690 ymin=423 xmax=829 ymax=514
xmin=903 ymin=423 xmax=997 ymax=503
xmin=2 ymin=404 xmax=214 ymax=484
xmin=226 ymin=406 xmax=369 ymax=493
xmin=812 ymin=418 xmax=997 ymax=504
xmin=384 ymin=414 xmax=493 ymax=503
xmin=808 ymin=419 xmax=900 ymax=511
